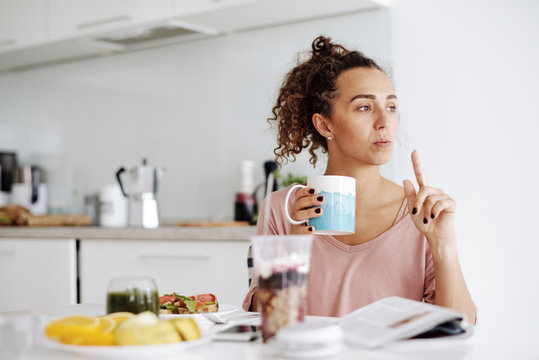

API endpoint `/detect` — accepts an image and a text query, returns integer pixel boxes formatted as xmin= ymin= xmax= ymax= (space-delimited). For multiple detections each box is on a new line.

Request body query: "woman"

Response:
xmin=243 ymin=36 xmax=477 ymax=323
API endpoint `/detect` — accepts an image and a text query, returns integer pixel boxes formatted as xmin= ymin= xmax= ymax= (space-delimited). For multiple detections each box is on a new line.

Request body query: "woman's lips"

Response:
xmin=373 ymin=139 xmax=392 ymax=147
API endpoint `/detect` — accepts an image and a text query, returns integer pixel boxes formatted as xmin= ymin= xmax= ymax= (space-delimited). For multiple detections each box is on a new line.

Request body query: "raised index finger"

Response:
xmin=411 ymin=150 xmax=428 ymax=187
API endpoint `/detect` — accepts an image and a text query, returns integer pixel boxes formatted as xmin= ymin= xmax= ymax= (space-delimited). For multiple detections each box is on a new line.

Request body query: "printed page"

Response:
xmin=339 ymin=297 xmax=465 ymax=348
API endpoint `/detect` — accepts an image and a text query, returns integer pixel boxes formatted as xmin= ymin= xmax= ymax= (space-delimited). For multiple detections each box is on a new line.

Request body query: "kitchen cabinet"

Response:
xmin=173 ymin=0 xmax=221 ymax=17
xmin=174 ymin=0 xmax=386 ymax=33
xmin=0 ymin=0 xmax=388 ymax=72
xmin=0 ymin=0 xmax=47 ymax=53
xmin=47 ymin=0 xmax=174 ymax=42
xmin=80 ymin=239 xmax=250 ymax=307
xmin=0 ymin=238 xmax=77 ymax=312
xmin=172 ymin=0 xmax=259 ymax=18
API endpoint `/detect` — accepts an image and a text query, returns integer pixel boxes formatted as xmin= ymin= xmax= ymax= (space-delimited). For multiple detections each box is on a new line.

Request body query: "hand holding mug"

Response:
xmin=284 ymin=186 xmax=324 ymax=234
xmin=284 ymin=176 xmax=356 ymax=235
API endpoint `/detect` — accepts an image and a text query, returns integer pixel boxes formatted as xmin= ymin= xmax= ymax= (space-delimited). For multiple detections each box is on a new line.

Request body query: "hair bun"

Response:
xmin=312 ymin=35 xmax=333 ymax=55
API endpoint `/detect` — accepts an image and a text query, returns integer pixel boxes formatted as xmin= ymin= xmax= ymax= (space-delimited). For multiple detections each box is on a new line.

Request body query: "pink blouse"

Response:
xmin=242 ymin=185 xmax=436 ymax=317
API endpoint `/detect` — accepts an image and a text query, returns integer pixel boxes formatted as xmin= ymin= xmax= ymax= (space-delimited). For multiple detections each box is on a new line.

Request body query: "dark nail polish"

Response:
xmin=431 ymin=213 xmax=435 ymax=219
xmin=315 ymin=208 xmax=321 ymax=214
xmin=308 ymin=226 xmax=313 ymax=232
xmin=309 ymin=189 xmax=315 ymax=195
xmin=423 ymin=218 xmax=428 ymax=224
xmin=317 ymin=196 xmax=323 ymax=202
xmin=412 ymin=207 xmax=417 ymax=215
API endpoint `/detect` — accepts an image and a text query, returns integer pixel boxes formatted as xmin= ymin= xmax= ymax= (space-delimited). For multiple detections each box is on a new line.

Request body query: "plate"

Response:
xmin=43 ymin=337 xmax=210 ymax=358
xmin=159 ymin=304 xmax=239 ymax=319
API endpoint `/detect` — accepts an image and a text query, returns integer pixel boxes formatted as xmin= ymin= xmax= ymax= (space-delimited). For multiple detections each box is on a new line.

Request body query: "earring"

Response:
xmin=327 ymin=136 xmax=333 ymax=141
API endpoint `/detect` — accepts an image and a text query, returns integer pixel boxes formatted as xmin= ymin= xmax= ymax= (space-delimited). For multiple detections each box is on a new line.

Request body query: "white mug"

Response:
xmin=284 ymin=176 xmax=356 ymax=235
xmin=99 ymin=184 xmax=128 ymax=227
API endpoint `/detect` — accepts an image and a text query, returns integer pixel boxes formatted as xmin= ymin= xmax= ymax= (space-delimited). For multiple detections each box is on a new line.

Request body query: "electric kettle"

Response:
xmin=116 ymin=159 xmax=165 ymax=228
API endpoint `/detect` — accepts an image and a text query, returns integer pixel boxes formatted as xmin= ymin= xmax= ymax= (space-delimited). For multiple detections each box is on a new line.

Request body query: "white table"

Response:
xmin=1 ymin=304 xmax=537 ymax=360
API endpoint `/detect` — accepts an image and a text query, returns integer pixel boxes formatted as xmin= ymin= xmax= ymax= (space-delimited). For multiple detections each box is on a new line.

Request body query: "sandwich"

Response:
xmin=159 ymin=293 xmax=218 ymax=314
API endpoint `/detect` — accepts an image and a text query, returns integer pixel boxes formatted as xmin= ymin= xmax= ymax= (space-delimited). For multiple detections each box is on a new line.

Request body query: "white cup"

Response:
xmin=284 ymin=176 xmax=356 ymax=235
xmin=99 ymin=184 xmax=128 ymax=227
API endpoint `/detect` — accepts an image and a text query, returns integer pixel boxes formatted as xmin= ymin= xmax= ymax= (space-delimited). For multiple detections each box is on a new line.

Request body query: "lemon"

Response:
xmin=97 ymin=315 xmax=116 ymax=333
xmin=140 ymin=322 xmax=181 ymax=344
xmin=45 ymin=315 xmax=116 ymax=346
xmin=60 ymin=331 xmax=116 ymax=346
xmin=116 ymin=311 xmax=159 ymax=330
xmin=115 ymin=321 xmax=180 ymax=345
xmin=168 ymin=318 xmax=201 ymax=341
xmin=107 ymin=312 xmax=135 ymax=327
xmin=45 ymin=312 xmax=191 ymax=346
xmin=45 ymin=316 xmax=100 ymax=339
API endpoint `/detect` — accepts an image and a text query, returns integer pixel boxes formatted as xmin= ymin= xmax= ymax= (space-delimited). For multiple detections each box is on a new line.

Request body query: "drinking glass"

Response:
xmin=106 ymin=277 xmax=159 ymax=315
xmin=250 ymin=235 xmax=313 ymax=342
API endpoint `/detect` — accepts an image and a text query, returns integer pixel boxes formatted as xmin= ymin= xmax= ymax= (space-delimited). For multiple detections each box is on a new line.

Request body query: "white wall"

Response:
xmin=391 ymin=0 xmax=539 ymax=346
xmin=0 ymin=9 xmax=391 ymax=220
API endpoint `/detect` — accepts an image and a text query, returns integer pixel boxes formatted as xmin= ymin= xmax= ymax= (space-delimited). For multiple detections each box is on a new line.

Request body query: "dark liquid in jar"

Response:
xmin=106 ymin=288 xmax=159 ymax=315
xmin=258 ymin=269 xmax=307 ymax=342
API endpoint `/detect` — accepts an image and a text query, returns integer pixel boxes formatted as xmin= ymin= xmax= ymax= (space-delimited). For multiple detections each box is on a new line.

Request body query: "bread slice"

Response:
xmin=194 ymin=303 xmax=219 ymax=313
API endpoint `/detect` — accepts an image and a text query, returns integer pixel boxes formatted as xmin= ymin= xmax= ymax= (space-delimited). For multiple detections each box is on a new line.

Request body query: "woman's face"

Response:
xmin=327 ymin=67 xmax=398 ymax=167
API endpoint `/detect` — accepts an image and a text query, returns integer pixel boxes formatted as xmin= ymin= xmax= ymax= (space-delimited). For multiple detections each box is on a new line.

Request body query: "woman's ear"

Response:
xmin=312 ymin=113 xmax=333 ymax=138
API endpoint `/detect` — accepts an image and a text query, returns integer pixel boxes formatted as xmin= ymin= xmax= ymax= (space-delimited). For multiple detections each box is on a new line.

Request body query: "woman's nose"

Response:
xmin=374 ymin=109 xmax=389 ymax=129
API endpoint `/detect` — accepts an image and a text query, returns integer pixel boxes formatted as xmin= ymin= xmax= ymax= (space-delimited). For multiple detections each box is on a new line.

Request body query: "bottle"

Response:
xmin=264 ymin=160 xmax=279 ymax=196
xmin=234 ymin=160 xmax=258 ymax=224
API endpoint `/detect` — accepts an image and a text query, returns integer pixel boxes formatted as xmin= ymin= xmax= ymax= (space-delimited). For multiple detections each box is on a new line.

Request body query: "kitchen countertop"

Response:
xmin=0 ymin=225 xmax=257 ymax=241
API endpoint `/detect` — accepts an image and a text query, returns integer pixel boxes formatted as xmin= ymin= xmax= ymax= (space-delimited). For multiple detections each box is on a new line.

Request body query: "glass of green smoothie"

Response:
xmin=106 ymin=277 xmax=159 ymax=315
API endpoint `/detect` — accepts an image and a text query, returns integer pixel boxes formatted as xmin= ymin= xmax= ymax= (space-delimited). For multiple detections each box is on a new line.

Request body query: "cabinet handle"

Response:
xmin=77 ymin=15 xmax=131 ymax=30
xmin=0 ymin=250 xmax=15 ymax=257
xmin=138 ymin=255 xmax=210 ymax=261
xmin=0 ymin=39 xmax=16 ymax=48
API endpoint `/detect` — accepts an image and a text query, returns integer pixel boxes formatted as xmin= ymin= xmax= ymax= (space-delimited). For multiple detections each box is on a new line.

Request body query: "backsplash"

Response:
xmin=0 ymin=9 xmax=391 ymax=220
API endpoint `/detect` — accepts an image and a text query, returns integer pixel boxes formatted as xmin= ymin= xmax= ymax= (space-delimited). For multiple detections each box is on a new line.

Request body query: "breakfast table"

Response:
xmin=1 ymin=304 xmax=536 ymax=360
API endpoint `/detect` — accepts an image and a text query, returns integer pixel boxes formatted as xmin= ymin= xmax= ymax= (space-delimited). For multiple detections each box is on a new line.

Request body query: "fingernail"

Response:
xmin=308 ymin=226 xmax=313 ymax=232
xmin=431 ymin=213 xmax=435 ymax=219
xmin=423 ymin=218 xmax=428 ymax=224
xmin=317 ymin=196 xmax=324 ymax=202
xmin=315 ymin=208 xmax=321 ymax=214
xmin=309 ymin=189 xmax=315 ymax=195
xmin=412 ymin=207 xmax=417 ymax=215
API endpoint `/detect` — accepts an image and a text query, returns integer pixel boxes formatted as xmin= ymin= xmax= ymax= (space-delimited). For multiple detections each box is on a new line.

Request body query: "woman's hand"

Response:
xmin=403 ymin=151 xmax=477 ymax=323
xmin=403 ymin=150 xmax=457 ymax=253
xmin=289 ymin=187 xmax=324 ymax=234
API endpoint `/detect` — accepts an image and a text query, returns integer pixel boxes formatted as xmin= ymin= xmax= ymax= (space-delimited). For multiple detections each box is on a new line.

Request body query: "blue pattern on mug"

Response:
xmin=309 ymin=191 xmax=355 ymax=233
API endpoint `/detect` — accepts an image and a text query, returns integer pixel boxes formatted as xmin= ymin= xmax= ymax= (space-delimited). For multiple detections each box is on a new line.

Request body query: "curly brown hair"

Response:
xmin=268 ymin=35 xmax=384 ymax=167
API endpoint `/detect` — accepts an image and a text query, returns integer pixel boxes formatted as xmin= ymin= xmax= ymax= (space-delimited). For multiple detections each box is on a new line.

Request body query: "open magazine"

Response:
xmin=339 ymin=296 xmax=473 ymax=348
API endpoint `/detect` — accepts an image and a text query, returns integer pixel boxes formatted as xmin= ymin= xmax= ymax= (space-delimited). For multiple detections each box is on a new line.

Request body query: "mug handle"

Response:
xmin=284 ymin=184 xmax=308 ymax=225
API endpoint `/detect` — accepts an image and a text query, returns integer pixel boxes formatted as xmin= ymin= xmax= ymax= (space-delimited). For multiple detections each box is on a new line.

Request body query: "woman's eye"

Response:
xmin=358 ymin=105 xmax=370 ymax=111
xmin=386 ymin=105 xmax=397 ymax=112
